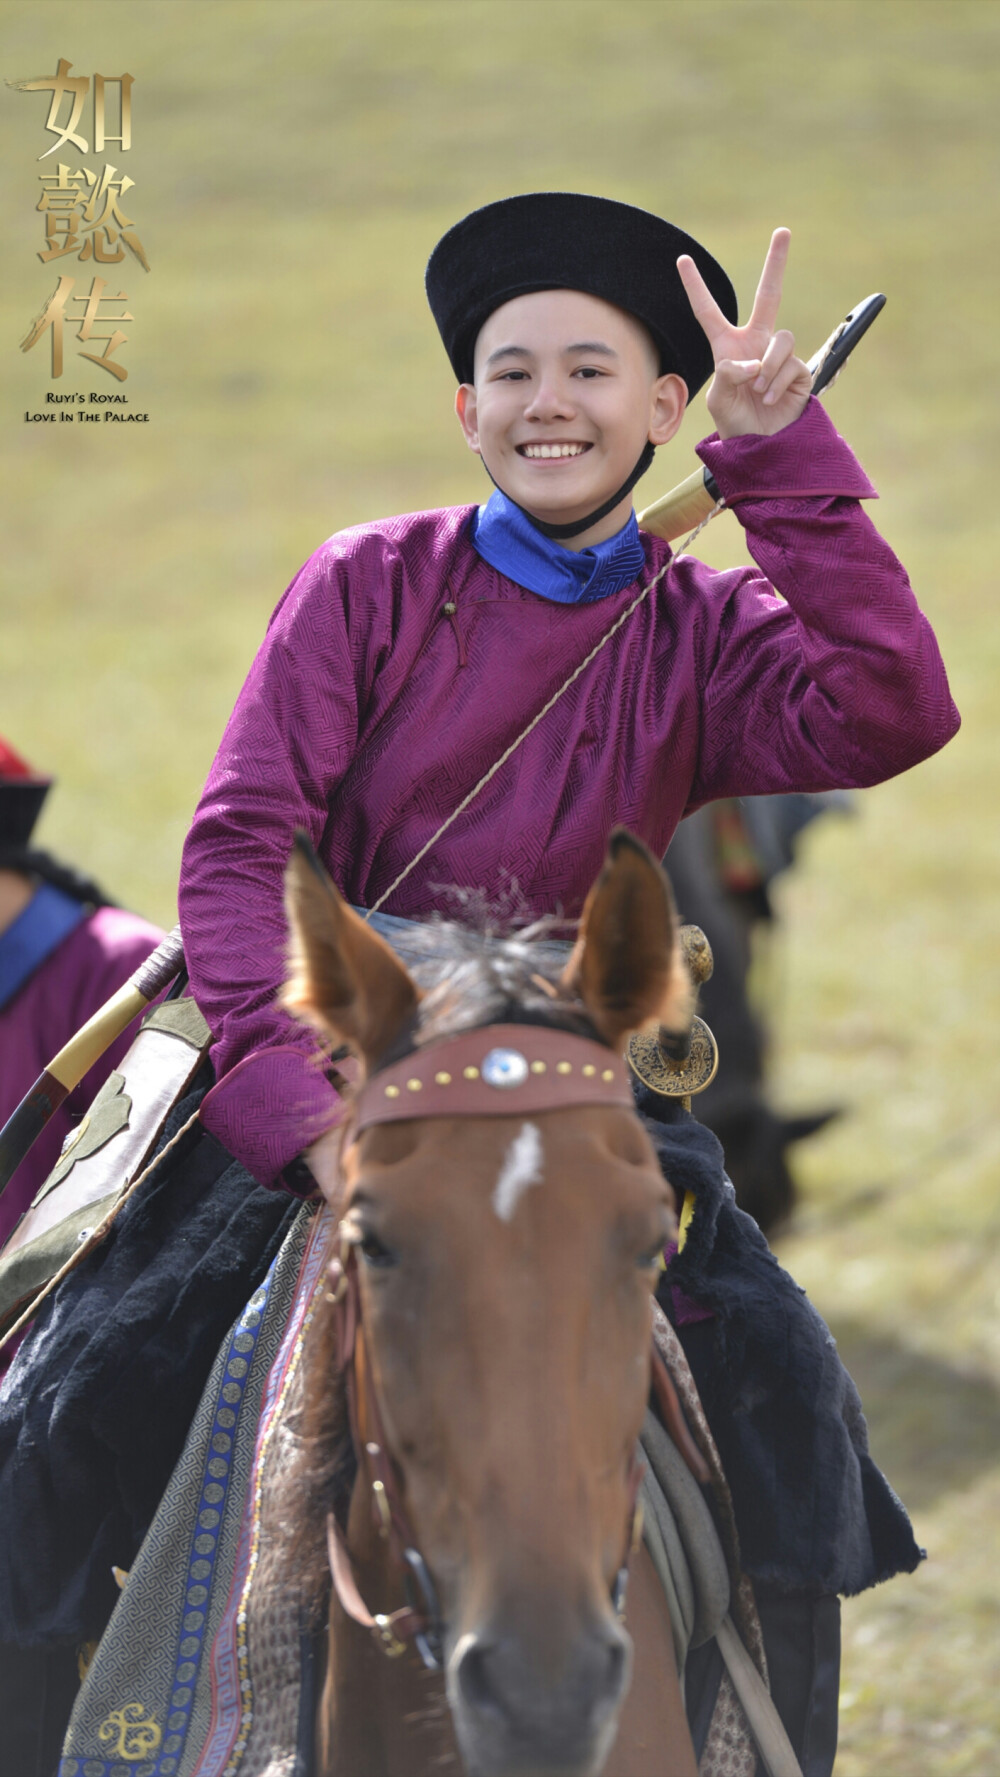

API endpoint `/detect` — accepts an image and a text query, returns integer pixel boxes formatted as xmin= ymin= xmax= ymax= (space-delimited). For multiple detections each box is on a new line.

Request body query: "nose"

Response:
xmin=523 ymin=377 xmax=576 ymax=423
xmin=451 ymin=1620 xmax=630 ymax=1773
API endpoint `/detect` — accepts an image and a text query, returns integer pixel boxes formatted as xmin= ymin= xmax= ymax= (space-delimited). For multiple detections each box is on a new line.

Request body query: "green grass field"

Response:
xmin=2 ymin=3 xmax=997 ymax=1767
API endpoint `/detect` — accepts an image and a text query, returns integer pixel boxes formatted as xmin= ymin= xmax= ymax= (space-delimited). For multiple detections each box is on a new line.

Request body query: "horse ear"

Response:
xmin=282 ymin=833 xmax=418 ymax=1066
xmin=560 ymin=829 xmax=693 ymax=1051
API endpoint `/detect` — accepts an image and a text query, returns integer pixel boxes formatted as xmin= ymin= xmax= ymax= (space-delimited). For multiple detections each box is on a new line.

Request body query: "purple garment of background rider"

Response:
xmin=180 ymin=400 xmax=959 ymax=1188
xmin=0 ymin=904 xmax=165 ymax=1246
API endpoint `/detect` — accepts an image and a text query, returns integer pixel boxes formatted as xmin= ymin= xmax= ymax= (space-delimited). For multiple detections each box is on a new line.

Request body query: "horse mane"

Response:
xmin=278 ymin=919 xmax=601 ymax=1611
xmin=386 ymin=914 xmax=600 ymax=1055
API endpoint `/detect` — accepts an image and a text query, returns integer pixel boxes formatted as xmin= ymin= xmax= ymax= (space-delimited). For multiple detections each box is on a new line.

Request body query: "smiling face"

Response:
xmin=455 ymin=289 xmax=687 ymax=549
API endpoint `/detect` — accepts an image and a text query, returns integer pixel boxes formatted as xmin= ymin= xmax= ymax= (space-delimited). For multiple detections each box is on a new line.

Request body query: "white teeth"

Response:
xmin=522 ymin=443 xmax=587 ymax=459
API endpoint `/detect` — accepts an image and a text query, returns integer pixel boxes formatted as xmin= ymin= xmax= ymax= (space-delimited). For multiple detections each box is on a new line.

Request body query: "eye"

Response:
xmin=357 ymin=1229 xmax=399 ymax=1270
xmin=637 ymin=1242 xmax=667 ymax=1275
xmin=573 ymin=366 xmax=605 ymax=378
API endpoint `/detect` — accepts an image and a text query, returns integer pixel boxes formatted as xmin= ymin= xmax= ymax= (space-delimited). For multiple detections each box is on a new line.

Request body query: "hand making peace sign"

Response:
xmin=677 ymin=228 xmax=813 ymax=439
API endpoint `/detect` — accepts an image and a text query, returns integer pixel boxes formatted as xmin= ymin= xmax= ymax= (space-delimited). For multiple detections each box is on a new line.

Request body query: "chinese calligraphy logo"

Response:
xmin=9 ymin=60 xmax=149 ymax=382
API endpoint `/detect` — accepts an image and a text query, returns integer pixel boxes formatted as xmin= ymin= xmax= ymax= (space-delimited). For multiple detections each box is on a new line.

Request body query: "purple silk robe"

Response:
xmin=180 ymin=402 xmax=959 ymax=1187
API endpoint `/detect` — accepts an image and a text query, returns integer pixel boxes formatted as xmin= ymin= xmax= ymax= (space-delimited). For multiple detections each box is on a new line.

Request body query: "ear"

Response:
xmin=455 ymin=382 xmax=481 ymax=453
xmin=648 ymin=373 xmax=688 ymax=448
xmin=282 ymin=833 xmax=419 ymax=1068
xmin=560 ymin=829 xmax=693 ymax=1051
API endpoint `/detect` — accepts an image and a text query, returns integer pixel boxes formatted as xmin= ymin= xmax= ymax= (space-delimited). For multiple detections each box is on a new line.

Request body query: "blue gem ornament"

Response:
xmin=480 ymin=1048 xmax=530 ymax=1089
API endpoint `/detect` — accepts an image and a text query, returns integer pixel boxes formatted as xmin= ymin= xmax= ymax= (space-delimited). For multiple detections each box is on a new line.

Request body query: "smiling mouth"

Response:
xmin=516 ymin=442 xmax=592 ymax=460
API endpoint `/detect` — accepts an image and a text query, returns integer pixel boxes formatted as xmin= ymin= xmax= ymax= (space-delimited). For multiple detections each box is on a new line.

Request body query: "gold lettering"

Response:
xmin=7 ymin=59 xmax=90 ymax=158
xmin=94 ymin=73 xmax=134 ymax=152
xmin=21 ymin=275 xmax=134 ymax=380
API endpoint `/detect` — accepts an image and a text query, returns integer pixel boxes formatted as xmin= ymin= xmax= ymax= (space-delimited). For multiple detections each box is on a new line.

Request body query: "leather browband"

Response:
xmin=354 ymin=1024 xmax=632 ymax=1132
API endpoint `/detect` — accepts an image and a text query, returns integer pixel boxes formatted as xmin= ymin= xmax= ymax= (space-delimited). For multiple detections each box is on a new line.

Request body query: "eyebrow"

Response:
xmin=484 ymin=340 xmax=620 ymax=367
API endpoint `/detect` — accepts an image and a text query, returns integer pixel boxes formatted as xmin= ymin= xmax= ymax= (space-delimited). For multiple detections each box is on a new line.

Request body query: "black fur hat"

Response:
xmin=425 ymin=192 xmax=737 ymax=392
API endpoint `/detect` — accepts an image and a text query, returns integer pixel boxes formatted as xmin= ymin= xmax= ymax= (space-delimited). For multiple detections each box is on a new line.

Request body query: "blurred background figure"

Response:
xmin=666 ymin=792 xmax=846 ymax=1233
xmin=0 ymin=738 xmax=164 ymax=1249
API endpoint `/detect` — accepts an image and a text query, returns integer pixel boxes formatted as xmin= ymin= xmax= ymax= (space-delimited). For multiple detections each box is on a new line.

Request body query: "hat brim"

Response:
xmin=426 ymin=193 xmax=737 ymax=395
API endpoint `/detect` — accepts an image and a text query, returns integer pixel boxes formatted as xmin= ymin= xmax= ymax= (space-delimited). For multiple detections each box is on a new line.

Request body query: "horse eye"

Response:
xmin=358 ymin=1230 xmax=398 ymax=1269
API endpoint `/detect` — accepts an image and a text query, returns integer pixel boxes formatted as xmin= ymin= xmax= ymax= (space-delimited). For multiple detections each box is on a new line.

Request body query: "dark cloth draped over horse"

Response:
xmin=637 ymin=1087 xmax=922 ymax=1597
xmin=0 ymin=1070 xmax=298 ymax=1646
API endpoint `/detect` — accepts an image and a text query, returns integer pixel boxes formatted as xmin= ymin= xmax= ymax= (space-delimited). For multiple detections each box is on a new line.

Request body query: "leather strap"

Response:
xmin=355 ymin=1025 xmax=631 ymax=1131
xmin=715 ymin=1614 xmax=804 ymax=1777
xmin=650 ymin=1344 xmax=710 ymax=1485
xmin=325 ymin=1514 xmax=427 ymax=1657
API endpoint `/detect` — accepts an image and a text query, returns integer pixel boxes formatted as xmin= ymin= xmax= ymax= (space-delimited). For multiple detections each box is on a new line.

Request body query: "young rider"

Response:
xmin=181 ymin=196 xmax=957 ymax=1204
xmin=174 ymin=194 xmax=957 ymax=1769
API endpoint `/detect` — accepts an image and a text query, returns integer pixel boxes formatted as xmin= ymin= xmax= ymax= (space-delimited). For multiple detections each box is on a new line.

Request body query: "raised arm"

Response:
xmin=673 ymin=229 xmax=958 ymax=805
xmin=681 ymin=399 xmax=959 ymax=807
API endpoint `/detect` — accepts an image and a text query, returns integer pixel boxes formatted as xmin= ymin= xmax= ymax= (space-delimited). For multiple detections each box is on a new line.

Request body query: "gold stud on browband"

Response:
xmin=379 ymin=1051 xmax=623 ymax=1104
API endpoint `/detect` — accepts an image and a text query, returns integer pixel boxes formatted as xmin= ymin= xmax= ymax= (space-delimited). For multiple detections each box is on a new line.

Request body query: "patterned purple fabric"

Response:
xmin=181 ymin=400 xmax=959 ymax=1187
xmin=0 ymin=905 xmax=165 ymax=1244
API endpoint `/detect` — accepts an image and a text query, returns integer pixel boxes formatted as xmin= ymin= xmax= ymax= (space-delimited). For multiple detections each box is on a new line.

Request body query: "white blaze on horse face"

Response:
xmin=492 ymin=1123 xmax=544 ymax=1222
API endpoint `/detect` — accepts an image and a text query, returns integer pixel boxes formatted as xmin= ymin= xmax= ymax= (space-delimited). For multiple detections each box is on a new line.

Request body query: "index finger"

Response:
xmin=676 ymin=253 xmax=731 ymax=344
xmin=747 ymin=228 xmax=791 ymax=333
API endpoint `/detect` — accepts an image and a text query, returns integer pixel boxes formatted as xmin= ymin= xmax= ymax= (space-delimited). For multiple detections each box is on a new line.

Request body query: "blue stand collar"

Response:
xmin=0 ymin=882 xmax=86 ymax=1010
xmin=471 ymin=489 xmax=646 ymax=605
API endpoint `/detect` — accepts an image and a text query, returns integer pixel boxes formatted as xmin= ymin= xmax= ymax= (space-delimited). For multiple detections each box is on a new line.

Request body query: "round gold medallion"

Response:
xmin=625 ymin=1016 xmax=719 ymax=1099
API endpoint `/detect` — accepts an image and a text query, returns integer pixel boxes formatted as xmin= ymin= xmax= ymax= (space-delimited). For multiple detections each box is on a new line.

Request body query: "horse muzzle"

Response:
xmin=448 ymin=1617 xmax=632 ymax=1777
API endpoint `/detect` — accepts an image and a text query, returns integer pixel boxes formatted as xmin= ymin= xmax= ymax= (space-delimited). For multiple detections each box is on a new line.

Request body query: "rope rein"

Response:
xmin=365 ymin=500 xmax=726 ymax=919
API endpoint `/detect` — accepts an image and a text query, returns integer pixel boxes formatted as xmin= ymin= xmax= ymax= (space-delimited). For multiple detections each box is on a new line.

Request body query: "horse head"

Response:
xmin=284 ymin=829 xmax=694 ymax=1777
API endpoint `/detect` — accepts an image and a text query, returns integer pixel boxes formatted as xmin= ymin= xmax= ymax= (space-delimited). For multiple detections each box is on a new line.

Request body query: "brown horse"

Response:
xmin=283 ymin=829 xmax=702 ymax=1777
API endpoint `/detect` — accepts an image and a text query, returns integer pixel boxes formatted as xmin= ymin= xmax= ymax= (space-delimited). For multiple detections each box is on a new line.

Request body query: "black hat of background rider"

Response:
xmin=0 ymin=737 xmax=52 ymax=848
xmin=425 ymin=192 xmax=738 ymax=392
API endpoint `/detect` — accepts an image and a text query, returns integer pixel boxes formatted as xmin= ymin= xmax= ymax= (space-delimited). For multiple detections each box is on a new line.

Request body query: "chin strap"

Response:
xmin=482 ymin=439 xmax=656 ymax=540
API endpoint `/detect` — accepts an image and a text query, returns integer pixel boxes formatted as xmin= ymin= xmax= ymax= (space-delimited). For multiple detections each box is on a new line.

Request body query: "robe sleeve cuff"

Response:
xmin=695 ymin=396 xmax=877 ymax=505
xmin=199 ymin=1044 xmax=346 ymax=1191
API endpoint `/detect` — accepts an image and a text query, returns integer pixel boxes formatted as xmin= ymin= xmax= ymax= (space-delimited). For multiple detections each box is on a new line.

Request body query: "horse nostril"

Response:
xmin=454 ymin=1636 xmax=505 ymax=1720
